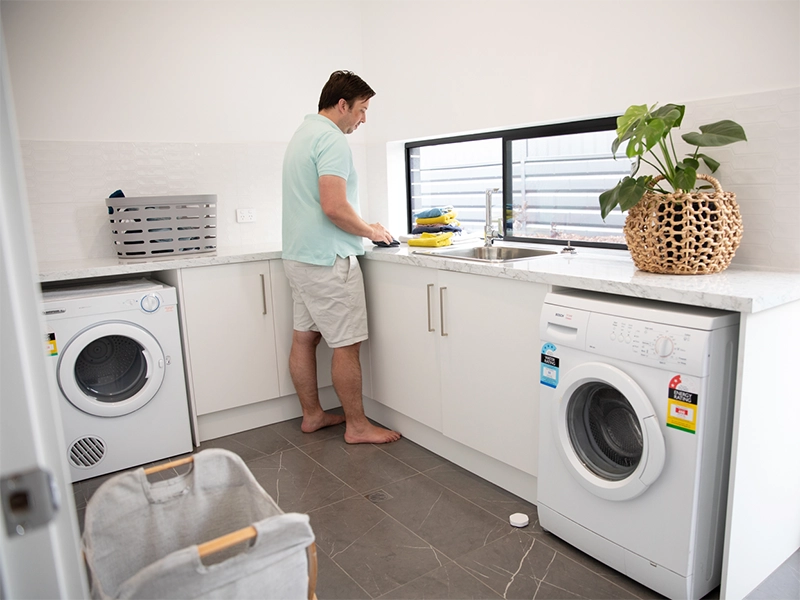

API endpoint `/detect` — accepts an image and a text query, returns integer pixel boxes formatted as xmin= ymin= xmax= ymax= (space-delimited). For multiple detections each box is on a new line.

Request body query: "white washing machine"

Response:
xmin=42 ymin=278 xmax=193 ymax=482
xmin=538 ymin=289 xmax=739 ymax=600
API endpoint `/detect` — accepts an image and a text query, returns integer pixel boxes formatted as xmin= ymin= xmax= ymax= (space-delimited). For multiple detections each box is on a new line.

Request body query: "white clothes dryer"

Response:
xmin=538 ymin=289 xmax=739 ymax=600
xmin=42 ymin=279 xmax=192 ymax=482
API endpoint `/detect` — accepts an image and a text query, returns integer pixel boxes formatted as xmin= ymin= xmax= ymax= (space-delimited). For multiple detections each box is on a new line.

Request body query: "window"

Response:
xmin=406 ymin=116 xmax=634 ymax=248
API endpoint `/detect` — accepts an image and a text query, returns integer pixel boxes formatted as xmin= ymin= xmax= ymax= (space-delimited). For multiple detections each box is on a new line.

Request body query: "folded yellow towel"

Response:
xmin=407 ymin=232 xmax=454 ymax=247
xmin=416 ymin=211 xmax=457 ymax=226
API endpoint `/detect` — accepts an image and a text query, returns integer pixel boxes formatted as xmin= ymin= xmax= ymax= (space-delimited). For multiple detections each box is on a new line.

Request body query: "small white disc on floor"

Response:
xmin=509 ymin=512 xmax=529 ymax=527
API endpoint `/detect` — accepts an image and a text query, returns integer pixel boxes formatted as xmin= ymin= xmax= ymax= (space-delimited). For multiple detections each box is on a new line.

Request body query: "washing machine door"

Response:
xmin=57 ymin=321 xmax=166 ymax=417
xmin=552 ymin=361 xmax=666 ymax=501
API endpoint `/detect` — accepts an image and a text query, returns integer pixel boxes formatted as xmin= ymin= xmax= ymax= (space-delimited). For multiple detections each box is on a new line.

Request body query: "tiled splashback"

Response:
xmin=20 ymin=87 xmax=799 ymax=271
xmin=21 ymin=141 xmax=290 ymax=263
xmin=680 ymin=87 xmax=799 ymax=271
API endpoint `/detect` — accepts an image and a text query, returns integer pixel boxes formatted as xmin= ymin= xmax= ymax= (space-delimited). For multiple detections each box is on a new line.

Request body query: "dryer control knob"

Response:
xmin=141 ymin=293 xmax=161 ymax=313
xmin=654 ymin=336 xmax=674 ymax=358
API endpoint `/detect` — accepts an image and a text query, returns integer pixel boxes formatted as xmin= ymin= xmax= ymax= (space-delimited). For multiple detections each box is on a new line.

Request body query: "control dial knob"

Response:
xmin=654 ymin=336 xmax=674 ymax=358
xmin=140 ymin=293 xmax=161 ymax=313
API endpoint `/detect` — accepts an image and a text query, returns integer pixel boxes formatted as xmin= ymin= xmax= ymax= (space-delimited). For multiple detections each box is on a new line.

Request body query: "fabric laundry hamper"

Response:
xmin=82 ymin=449 xmax=316 ymax=600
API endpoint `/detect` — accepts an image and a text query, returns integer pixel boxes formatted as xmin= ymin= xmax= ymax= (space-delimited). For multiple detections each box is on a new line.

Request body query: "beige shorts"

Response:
xmin=283 ymin=256 xmax=368 ymax=348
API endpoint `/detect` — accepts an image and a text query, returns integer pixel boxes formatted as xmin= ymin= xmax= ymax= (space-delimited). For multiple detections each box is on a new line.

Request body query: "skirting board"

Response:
xmin=197 ymin=386 xmax=340 ymax=443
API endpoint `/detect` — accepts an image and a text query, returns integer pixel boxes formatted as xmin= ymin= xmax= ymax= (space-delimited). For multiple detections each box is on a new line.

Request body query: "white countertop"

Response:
xmin=365 ymin=244 xmax=800 ymax=313
xmin=39 ymin=242 xmax=800 ymax=314
xmin=38 ymin=245 xmax=283 ymax=284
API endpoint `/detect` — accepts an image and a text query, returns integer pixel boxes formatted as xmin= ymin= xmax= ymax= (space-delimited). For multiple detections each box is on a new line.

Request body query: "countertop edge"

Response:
xmin=38 ymin=249 xmax=284 ymax=284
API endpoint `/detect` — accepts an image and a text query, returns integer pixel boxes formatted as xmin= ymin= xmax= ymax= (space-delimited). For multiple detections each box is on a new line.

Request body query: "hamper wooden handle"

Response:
xmin=647 ymin=173 xmax=723 ymax=194
xmin=144 ymin=456 xmax=194 ymax=475
xmin=197 ymin=525 xmax=257 ymax=557
xmin=307 ymin=542 xmax=318 ymax=600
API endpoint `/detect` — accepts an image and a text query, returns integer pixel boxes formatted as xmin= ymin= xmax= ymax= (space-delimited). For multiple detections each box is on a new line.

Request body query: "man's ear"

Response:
xmin=338 ymin=98 xmax=349 ymax=113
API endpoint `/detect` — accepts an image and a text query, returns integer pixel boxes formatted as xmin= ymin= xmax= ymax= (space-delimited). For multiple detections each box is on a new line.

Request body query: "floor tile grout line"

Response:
xmin=373 ymin=441 xmax=434 ymax=474
xmin=319 ymin=474 xmax=466 ymax=582
xmin=526 ymin=523 xmax=652 ymax=598
xmin=379 ymin=558 xmax=503 ymax=600
xmin=349 ymin=510 xmax=459 ymax=599
xmin=273 ymin=445 xmax=363 ymax=510
xmin=456 ymin=560 xmax=514 ymax=599
xmin=290 ymin=435 xmax=430 ymax=500
xmin=326 ymin=514 xmax=389 ymax=562
xmin=417 ymin=467 xmax=523 ymax=529
xmin=329 ymin=561 xmax=375 ymax=600
xmin=544 ymin=547 xmax=651 ymax=600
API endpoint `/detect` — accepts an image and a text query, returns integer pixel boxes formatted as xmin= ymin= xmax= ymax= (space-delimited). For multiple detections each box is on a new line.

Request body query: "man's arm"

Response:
xmin=319 ymin=175 xmax=393 ymax=243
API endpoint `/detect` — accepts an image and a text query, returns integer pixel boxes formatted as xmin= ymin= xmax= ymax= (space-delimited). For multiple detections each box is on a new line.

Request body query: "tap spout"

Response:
xmin=484 ymin=188 xmax=501 ymax=247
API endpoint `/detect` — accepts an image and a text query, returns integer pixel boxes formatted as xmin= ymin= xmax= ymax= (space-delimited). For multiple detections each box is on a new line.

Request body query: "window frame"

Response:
xmin=405 ymin=114 xmax=626 ymax=250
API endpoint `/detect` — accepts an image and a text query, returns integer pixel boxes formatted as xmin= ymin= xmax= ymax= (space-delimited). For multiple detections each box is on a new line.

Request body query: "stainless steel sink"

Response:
xmin=414 ymin=245 xmax=556 ymax=263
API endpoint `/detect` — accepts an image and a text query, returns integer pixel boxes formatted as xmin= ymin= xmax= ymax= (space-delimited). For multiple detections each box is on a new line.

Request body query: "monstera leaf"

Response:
xmin=600 ymin=103 xmax=747 ymax=219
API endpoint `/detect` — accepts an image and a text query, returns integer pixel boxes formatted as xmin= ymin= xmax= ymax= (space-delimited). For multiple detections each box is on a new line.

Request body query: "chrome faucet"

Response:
xmin=484 ymin=188 xmax=501 ymax=247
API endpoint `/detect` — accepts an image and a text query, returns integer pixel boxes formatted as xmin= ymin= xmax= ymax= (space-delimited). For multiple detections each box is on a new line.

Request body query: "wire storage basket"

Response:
xmin=82 ymin=449 xmax=317 ymax=600
xmin=106 ymin=194 xmax=218 ymax=260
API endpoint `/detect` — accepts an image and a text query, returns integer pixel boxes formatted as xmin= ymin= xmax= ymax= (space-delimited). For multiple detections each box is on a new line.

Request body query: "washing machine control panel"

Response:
xmin=586 ymin=312 xmax=710 ymax=374
xmin=139 ymin=292 xmax=162 ymax=313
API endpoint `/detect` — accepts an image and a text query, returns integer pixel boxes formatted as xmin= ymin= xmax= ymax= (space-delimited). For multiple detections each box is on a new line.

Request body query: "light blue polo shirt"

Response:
xmin=282 ymin=114 xmax=364 ymax=266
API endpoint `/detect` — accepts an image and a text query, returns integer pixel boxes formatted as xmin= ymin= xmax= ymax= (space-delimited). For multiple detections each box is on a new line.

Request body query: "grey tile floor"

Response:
xmin=73 ymin=410 xmax=798 ymax=600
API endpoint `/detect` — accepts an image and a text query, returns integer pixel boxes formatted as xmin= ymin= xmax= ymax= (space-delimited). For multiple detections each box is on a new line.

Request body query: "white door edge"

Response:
xmin=553 ymin=361 xmax=666 ymax=502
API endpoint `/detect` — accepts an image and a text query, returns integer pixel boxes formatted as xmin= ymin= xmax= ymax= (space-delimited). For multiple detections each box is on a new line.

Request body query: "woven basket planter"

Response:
xmin=623 ymin=174 xmax=743 ymax=274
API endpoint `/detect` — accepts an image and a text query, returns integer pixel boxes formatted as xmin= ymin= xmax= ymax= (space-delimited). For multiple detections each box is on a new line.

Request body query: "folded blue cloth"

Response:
xmin=411 ymin=224 xmax=462 ymax=234
xmin=415 ymin=206 xmax=453 ymax=219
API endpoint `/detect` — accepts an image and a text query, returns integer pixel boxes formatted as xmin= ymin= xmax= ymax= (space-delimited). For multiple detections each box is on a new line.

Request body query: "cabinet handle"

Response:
xmin=440 ymin=286 xmax=448 ymax=337
xmin=260 ymin=273 xmax=268 ymax=315
xmin=427 ymin=283 xmax=435 ymax=332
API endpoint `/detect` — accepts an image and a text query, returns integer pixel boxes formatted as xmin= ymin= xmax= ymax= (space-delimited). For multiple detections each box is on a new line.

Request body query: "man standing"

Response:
xmin=282 ymin=71 xmax=400 ymax=444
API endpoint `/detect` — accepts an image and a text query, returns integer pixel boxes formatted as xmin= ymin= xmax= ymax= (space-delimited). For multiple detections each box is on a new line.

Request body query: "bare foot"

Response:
xmin=301 ymin=412 xmax=346 ymax=433
xmin=344 ymin=422 xmax=401 ymax=444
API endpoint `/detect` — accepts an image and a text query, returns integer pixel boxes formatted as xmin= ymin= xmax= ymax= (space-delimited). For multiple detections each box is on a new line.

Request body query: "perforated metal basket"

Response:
xmin=106 ymin=194 xmax=217 ymax=260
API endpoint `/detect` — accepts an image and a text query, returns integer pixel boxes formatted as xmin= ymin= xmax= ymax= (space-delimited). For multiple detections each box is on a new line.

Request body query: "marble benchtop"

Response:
xmin=38 ymin=242 xmax=800 ymax=314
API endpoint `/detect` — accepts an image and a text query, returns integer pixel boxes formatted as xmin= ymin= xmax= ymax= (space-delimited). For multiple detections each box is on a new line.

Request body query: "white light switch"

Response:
xmin=236 ymin=208 xmax=256 ymax=223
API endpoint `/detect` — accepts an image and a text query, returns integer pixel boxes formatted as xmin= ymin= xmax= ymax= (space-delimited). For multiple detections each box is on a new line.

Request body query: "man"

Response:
xmin=282 ymin=70 xmax=401 ymax=444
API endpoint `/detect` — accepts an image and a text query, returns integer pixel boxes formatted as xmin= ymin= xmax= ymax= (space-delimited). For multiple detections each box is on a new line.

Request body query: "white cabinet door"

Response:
xmin=270 ymin=259 xmax=334 ymax=396
xmin=180 ymin=261 xmax=280 ymax=415
xmin=362 ymin=260 xmax=442 ymax=431
xmin=437 ymin=270 xmax=547 ymax=476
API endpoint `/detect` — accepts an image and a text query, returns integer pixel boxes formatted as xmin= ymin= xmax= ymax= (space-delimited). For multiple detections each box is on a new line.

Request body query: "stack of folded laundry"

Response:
xmin=407 ymin=207 xmax=460 ymax=247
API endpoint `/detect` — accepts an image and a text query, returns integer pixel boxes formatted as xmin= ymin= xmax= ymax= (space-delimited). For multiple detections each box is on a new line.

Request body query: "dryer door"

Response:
xmin=553 ymin=361 xmax=666 ymax=501
xmin=57 ymin=321 xmax=166 ymax=417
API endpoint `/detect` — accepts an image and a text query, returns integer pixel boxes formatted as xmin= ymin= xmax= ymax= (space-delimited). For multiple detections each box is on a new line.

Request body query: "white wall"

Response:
xmin=3 ymin=0 xmax=365 ymax=142
xmin=2 ymin=0 xmax=798 ymax=268
xmin=1 ymin=0 xmax=369 ymax=259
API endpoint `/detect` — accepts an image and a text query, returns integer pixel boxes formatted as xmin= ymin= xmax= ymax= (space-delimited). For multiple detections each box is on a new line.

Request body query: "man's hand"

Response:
xmin=369 ymin=223 xmax=393 ymax=245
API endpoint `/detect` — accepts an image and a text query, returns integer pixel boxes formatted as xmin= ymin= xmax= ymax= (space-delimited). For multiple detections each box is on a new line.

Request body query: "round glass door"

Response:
xmin=57 ymin=321 xmax=165 ymax=417
xmin=553 ymin=362 xmax=666 ymax=501
xmin=567 ymin=381 xmax=643 ymax=481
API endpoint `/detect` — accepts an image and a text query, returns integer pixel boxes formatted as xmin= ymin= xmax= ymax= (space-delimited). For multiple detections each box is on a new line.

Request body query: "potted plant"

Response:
xmin=599 ymin=103 xmax=747 ymax=274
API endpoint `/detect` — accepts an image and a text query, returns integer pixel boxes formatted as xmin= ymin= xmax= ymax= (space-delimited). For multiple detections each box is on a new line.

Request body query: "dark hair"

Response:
xmin=318 ymin=70 xmax=375 ymax=111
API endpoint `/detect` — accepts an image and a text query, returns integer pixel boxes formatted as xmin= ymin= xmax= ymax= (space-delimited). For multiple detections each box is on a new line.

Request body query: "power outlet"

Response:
xmin=236 ymin=208 xmax=256 ymax=223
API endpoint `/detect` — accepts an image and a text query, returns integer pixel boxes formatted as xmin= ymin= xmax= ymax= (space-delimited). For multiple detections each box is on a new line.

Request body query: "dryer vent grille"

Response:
xmin=69 ymin=436 xmax=106 ymax=468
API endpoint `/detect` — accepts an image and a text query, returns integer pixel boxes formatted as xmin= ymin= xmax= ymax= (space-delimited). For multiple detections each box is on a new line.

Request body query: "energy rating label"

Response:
xmin=46 ymin=332 xmax=58 ymax=356
xmin=666 ymin=374 xmax=697 ymax=434
xmin=540 ymin=342 xmax=559 ymax=389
